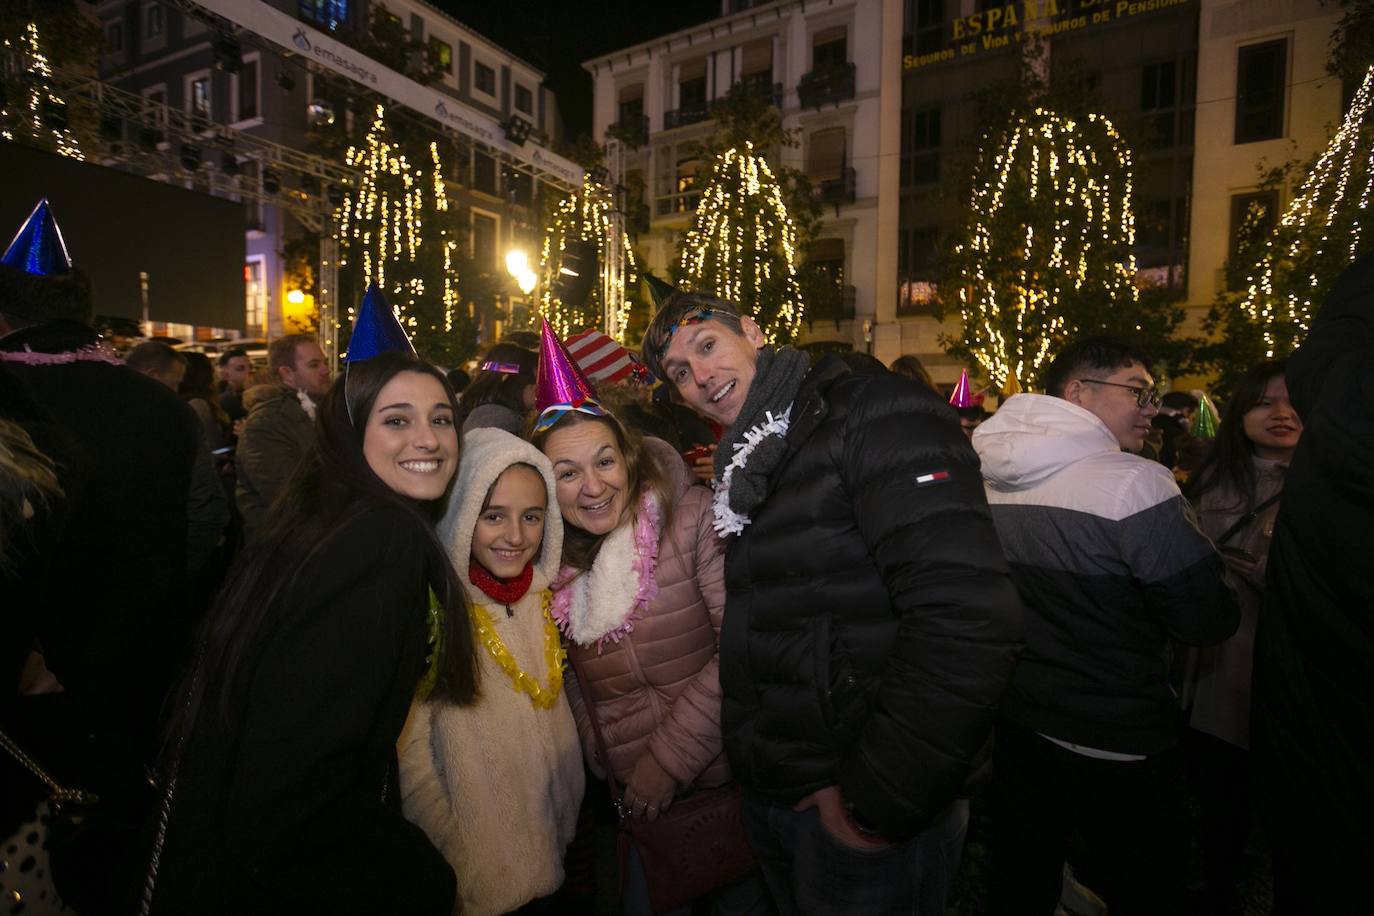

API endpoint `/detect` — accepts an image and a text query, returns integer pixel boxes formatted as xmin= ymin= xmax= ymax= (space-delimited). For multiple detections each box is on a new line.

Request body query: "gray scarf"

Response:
xmin=711 ymin=346 xmax=811 ymax=532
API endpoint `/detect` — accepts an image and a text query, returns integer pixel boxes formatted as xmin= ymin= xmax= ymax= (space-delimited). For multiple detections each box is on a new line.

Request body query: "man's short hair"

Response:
xmin=125 ymin=341 xmax=186 ymax=375
xmin=1040 ymin=336 xmax=1154 ymax=398
xmin=1161 ymin=390 xmax=1199 ymax=412
xmin=218 ymin=348 xmax=249 ymax=367
xmin=268 ymin=334 xmax=317 ymax=373
xmin=640 ymin=291 xmax=746 ymax=380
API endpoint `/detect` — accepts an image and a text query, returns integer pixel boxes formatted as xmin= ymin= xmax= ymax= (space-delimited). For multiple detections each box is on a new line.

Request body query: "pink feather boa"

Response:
xmin=550 ymin=491 xmax=661 ymax=651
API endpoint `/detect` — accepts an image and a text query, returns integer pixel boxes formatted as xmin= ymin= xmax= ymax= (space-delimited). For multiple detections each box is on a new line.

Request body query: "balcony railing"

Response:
xmin=798 ymin=62 xmax=856 ymax=110
xmin=654 ymin=188 xmax=701 ymax=216
xmin=738 ymin=78 xmax=784 ymax=109
xmin=814 ymin=167 xmax=857 ymax=210
xmin=663 ymin=103 xmax=711 ymax=130
xmin=805 ymin=282 xmax=857 ymax=329
xmin=607 ymin=115 xmax=649 ymax=148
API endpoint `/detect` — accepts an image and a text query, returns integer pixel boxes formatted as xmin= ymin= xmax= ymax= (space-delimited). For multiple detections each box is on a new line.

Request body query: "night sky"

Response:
xmin=437 ymin=0 xmax=721 ymax=138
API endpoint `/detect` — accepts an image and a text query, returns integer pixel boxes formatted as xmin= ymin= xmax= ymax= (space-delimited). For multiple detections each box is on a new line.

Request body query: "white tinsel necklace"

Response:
xmin=296 ymin=388 xmax=317 ymax=421
xmin=711 ymin=405 xmax=792 ymax=537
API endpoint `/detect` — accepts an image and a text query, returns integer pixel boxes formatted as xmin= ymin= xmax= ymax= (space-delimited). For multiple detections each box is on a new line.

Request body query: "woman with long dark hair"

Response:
xmin=1183 ymin=359 xmax=1301 ymax=915
xmin=460 ymin=341 xmax=538 ymax=435
xmin=143 ymin=350 xmax=479 ymax=916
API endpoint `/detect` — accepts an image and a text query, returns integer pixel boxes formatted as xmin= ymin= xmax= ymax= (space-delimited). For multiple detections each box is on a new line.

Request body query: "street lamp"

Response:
xmin=505 ymin=249 xmax=537 ymax=296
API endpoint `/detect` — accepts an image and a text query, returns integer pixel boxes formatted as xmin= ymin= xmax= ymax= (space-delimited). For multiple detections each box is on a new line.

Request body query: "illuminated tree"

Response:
xmin=1239 ymin=64 xmax=1374 ymax=357
xmin=675 ymin=141 xmax=806 ymax=343
xmin=334 ymin=105 xmax=474 ymax=366
xmin=538 ymin=175 xmax=639 ymax=341
xmin=941 ymin=107 xmax=1141 ymax=390
xmin=0 ymin=21 xmax=83 ymax=159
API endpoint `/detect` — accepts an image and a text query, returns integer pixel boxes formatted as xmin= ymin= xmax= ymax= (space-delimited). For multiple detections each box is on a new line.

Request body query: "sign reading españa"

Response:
xmin=903 ymin=0 xmax=1191 ymax=70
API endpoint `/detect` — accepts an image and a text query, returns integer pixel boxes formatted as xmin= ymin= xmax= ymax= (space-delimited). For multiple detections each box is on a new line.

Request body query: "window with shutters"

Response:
xmin=808 ymin=127 xmax=846 ymax=183
xmin=813 ymin=26 xmax=847 ymax=69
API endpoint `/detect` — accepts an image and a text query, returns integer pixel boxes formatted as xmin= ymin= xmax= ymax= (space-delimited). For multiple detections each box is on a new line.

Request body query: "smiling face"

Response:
xmin=1065 ymin=360 xmax=1160 ymax=452
xmin=659 ymin=316 xmax=765 ymax=426
xmin=541 ymin=417 xmax=631 ymax=536
xmin=1242 ymin=374 xmax=1301 ymax=460
xmin=471 ymin=464 xmax=547 ymax=579
xmin=361 ymin=370 xmax=459 ymax=502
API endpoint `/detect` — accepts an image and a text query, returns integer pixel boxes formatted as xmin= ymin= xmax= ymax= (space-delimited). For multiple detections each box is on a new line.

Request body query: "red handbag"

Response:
xmin=569 ymin=655 xmax=756 ymax=914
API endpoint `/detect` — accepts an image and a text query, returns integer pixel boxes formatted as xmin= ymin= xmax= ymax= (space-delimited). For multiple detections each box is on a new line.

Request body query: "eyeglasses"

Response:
xmin=1077 ymin=378 xmax=1161 ymax=408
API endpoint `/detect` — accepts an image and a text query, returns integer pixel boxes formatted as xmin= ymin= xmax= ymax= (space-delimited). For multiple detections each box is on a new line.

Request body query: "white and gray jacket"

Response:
xmin=973 ymin=394 xmax=1239 ymax=755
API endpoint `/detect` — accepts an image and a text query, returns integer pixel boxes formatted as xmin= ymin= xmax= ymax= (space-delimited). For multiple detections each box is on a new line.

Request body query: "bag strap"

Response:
xmin=566 ymin=650 xmax=626 ymax=812
xmin=1215 ymin=491 xmax=1281 ymax=547
xmin=0 ymin=726 xmax=100 ymax=806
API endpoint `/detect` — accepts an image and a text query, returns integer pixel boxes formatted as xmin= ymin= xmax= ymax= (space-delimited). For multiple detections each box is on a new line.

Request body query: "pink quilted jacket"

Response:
xmin=562 ymin=442 xmax=732 ymax=792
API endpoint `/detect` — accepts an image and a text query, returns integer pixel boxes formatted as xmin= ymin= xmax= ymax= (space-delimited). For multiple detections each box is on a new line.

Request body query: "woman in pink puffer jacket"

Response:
xmin=532 ymin=408 xmax=770 ymax=916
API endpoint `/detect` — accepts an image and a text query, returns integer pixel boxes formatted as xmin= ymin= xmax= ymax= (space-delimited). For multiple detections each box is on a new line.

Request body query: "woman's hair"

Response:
xmin=168 ymin=352 xmax=479 ymax=746
xmin=889 ymin=355 xmax=935 ymax=390
xmin=530 ymin=409 xmax=676 ymax=572
xmin=0 ymin=418 xmax=62 ymax=572
xmin=178 ymin=352 xmax=230 ymax=427
xmin=459 ymin=342 xmax=537 ymax=416
xmin=1187 ymin=359 xmax=1290 ymax=509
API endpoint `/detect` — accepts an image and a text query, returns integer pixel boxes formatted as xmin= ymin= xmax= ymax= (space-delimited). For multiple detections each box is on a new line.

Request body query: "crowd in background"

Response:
xmin=3 ymin=196 xmax=1371 ymax=916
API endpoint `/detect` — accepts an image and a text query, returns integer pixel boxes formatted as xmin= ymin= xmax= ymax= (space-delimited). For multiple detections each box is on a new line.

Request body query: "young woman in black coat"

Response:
xmin=141 ymin=351 xmax=480 ymax=916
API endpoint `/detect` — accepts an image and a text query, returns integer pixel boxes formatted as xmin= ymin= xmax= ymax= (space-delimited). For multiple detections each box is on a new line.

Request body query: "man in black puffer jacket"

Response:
xmin=643 ymin=293 xmax=1023 ymax=914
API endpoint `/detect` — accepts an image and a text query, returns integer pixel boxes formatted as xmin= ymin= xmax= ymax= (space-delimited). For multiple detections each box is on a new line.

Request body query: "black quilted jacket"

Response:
xmin=720 ymin=354 xmax=1024 ymax=841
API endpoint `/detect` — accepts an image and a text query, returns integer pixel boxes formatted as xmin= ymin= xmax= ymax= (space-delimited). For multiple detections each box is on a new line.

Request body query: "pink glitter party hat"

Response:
xmin=949 ymin=368 xmax=985 ymax=408
xmin=534 ymin=316 xmax=606 ymax=432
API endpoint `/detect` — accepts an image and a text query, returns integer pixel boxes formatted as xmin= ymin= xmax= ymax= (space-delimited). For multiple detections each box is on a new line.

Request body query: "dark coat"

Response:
xmin=720 ymin=355 xmax=1023 ymax=841
xmin=1 ymin=320 xmax=199 ymax=757
xmin=149 ymin=505 xmax=456 ymax=916
xmin=1253 ymin=253 xmax=1374 ymax=902
xmin=235 ymin=383 xmax=315 ymax=537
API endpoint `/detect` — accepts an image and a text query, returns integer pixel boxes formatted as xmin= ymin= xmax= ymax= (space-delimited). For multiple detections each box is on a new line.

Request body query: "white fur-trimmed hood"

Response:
xmin=438 ymin=427 xmax=563 ymax=595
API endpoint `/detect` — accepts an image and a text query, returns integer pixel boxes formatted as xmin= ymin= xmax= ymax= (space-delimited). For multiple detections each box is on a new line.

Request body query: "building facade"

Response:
xmin=583 ymin=0 xmax=904 ymax=360
xmin=94 ymin=0 xmax=570 ymax=347
xmin=1187 ymin=0 xmax=1344 ymax=327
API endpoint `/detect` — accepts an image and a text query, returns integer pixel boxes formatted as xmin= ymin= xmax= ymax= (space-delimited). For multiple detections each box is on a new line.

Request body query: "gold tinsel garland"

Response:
xmin=468 ymin=590 xmax=565 ymax=709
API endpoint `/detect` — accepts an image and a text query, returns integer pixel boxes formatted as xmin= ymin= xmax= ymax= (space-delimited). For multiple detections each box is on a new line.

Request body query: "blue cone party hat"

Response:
xmin=346 ymin=282 xmax=415 ymax=362
xmin=2 ymin=198 xmax=72 ymax=276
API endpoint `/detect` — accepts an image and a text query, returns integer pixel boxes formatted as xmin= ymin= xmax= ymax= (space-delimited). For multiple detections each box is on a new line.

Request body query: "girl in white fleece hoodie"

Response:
xmin=399 ymin=427 xmax=585 ymax=916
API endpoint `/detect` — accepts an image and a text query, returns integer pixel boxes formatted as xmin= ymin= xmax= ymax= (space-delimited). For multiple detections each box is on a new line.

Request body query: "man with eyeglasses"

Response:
xmin=971 ymin=336 xmax=1239 ymax=916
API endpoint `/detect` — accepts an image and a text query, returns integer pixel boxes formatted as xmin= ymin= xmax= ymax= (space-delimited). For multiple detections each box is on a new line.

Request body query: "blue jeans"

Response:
xmin=913 ymin=798 xmax=969 ymax=915
xmin=741 ymin=792 xmax=924 ymax=916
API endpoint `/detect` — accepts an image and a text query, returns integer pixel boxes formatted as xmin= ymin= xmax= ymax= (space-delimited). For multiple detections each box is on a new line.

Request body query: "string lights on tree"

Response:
xmin=334 ymin=105 xmax=467 ymax=364
xmin=539 ymin=174 xmax=638 ymax=340
xmin=676 ymin=142 xmax=804 ymax=343
xmin=942 ymin=108 xmax=1138 ymax=390
xmin=1 ymin=22 xmax=83 ymax=160
xmin=1240 ymin=64 xmax=1374 ymax=357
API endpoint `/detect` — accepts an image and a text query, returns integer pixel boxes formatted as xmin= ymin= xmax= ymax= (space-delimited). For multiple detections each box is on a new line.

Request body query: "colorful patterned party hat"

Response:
xmin=534 ymin=316 xmax=605 ymax=432
xmin=2 ymin=199 xmax=71 ymax=276
xmin=346 ymin=282 xmax=415 ymax=362
xmin=949 ymin=368 xmax=985 ymax=408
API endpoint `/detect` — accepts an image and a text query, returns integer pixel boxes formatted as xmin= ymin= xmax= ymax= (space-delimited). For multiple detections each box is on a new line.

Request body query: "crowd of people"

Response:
xmin=2 ymin=194 xmax=1371 ymax=916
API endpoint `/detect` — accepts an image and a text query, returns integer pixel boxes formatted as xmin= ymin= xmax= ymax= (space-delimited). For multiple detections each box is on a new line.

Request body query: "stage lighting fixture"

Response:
xmin=179 ymin=143 xmax=202 ymax=171
xmin=262 ymin=169 xmax=281 ymax=194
